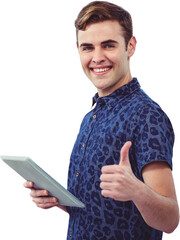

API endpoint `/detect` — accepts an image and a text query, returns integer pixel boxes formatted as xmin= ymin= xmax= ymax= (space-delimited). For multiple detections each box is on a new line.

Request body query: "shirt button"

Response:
xmin=82 ymin=143 xmax=85 ymax=147
xmin=69 ymin=232 xmax=73 ymax=237
xmin=76 ymin=172 xmax=79 ymax=177
xmin=93 ymin=114 xmax=96 ymax=119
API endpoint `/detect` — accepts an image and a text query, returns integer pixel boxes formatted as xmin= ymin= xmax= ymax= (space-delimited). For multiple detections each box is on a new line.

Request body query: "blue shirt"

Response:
xmin=67 ymin=78 xmax=174 ymax=240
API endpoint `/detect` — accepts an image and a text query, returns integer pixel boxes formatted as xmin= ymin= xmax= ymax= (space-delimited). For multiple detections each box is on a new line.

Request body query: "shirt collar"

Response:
xmin=92 ymin=78 xmax=140 ymax=108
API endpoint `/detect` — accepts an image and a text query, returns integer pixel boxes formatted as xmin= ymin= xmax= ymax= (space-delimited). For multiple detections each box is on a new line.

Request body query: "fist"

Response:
xmin=100 ymin=141 xmax=139 ymax=201
xmin=24 ymin=181 xmax=59 ymax=209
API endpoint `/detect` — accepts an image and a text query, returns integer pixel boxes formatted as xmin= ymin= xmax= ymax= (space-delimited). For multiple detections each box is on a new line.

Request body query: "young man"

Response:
xmin=24 ymin=1 xmax=179 ymax=239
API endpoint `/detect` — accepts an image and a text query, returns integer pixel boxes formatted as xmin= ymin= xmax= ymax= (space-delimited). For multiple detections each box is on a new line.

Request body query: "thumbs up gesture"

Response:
xmin=100 ymin=141 xmax=140 ymax=202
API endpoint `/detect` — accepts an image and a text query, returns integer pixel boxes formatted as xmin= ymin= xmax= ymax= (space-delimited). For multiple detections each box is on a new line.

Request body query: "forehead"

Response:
xmin=78 ymin=20 xmax=125 ymax=45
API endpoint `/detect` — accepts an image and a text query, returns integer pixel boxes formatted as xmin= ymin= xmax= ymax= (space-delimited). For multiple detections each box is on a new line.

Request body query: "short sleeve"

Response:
xmin=133 ymin=103 xmax=175 ymax=174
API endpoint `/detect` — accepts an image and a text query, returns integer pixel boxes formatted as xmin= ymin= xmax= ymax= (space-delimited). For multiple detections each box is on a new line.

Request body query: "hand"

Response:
xmin=100 ymin=141 xmax=141 ymax=201
xmin=23 ymin=181 xmax=59 ymax=209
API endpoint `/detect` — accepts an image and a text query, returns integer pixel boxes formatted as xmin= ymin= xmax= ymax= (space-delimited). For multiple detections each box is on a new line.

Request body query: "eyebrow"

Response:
xmin=79 ymin=39 xmax=118 ymax=48
xmin=101 ymin=39 xmax=119 ymax=45
xmin=79 ymin=43 xmax=93 ymax=48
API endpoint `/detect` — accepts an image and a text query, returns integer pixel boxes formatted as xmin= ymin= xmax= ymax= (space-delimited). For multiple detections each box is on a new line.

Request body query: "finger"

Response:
xmin=119 ymin=141 xmax=132 ymax=166
xmin=23 ymin=181 xmax=34 ymax=188
xmin=101 ymin=165 xmax=119 ymax=174
xmin=100 ymin=173 xmax=116 ymax=182
xmin=32 ymin=196 xmax=58 ymax=204
xmin=101 ymin=190 xmax=113 ymax=198
xmin=100 ymin=181 xmax=112 ymax=190
xmin=35 ymin=202 xmax=59 ymax=209
xmin=33 ymin=197 xmax=59 ymax=209
xmin=30 ymin=189 xmax=49 ymax=198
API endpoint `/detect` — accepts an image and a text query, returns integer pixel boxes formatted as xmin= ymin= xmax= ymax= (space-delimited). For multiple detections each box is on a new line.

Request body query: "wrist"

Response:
xmin=57 ymin=205 xmax=68 ymax=213
xmin=132 ymin=178 xmax=147 ymax=204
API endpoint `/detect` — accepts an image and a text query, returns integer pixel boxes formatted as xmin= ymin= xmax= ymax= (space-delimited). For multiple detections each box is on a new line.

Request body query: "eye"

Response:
xmin=103 ymin=44 xmax=115 ymax=49
xmin=82 ymin=46 xmax=94 ymax=52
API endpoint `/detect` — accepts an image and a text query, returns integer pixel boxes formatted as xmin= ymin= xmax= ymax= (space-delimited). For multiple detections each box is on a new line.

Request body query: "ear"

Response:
xmin=76 ymin=42 xmax=79 ymax=49
xmin=127 ymin=36 xmax=137 ymax=58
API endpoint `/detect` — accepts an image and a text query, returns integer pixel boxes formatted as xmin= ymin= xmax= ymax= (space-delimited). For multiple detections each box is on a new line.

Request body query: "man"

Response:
xmin=24 ymin=1 xmax=179 ymax=239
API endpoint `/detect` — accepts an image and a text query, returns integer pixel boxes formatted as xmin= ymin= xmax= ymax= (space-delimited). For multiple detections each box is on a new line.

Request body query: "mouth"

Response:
xmin=90 ymin=66 xmax=112 ymax=74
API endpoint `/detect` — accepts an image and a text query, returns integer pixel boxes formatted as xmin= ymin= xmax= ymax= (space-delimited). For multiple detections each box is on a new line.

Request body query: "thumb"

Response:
xmin=119 ymin=141 xmax=132 ymax=166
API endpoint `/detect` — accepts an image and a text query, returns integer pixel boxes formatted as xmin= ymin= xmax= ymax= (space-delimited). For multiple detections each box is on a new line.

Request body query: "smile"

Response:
xmin=90 ymin=66 xmax=112 ymax=74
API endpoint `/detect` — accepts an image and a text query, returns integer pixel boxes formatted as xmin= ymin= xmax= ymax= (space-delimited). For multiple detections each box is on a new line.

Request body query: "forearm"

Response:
xmin=134 ymin=181 xmax=179 ymax=233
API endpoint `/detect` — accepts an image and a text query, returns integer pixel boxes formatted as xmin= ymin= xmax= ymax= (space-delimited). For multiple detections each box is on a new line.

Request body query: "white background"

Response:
xmin=0 ymin=0 xmax=179 ymax=239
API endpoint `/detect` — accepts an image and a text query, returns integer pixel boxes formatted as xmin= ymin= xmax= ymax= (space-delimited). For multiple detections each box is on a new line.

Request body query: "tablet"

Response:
xmin=1 ymin=156 xmax=85 ymax=208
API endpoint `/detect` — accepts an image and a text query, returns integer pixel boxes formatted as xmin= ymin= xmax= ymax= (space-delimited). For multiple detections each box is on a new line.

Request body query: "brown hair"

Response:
xmin=75 ymin=1 xmax=133 ymax=47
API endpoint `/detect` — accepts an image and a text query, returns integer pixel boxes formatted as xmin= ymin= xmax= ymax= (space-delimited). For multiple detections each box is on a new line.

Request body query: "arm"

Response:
xmin=134 ymin=161 xmax=179 ymax=233
xmin=24 ymin=181 xmax=68 ymax=213
xmin=100 ymin=142 xmax=179 ymax=233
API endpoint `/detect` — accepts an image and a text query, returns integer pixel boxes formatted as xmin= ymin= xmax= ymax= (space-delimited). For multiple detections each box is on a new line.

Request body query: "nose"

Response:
xmin=92 ymin=47 xmax=105 ymax=64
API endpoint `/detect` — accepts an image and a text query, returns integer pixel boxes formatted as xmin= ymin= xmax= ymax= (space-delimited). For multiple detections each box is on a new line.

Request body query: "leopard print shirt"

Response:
xmin=67 ymin=78 xmax=174 ymax=240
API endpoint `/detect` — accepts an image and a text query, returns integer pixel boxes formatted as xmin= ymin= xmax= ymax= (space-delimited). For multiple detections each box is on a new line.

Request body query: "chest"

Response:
xmin=70 ymin=103 xmax=138 ymax=179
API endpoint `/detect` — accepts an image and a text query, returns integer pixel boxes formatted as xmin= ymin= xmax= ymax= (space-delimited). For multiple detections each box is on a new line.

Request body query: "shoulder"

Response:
xmin=131 ymin=89 xmax=173 ymax=130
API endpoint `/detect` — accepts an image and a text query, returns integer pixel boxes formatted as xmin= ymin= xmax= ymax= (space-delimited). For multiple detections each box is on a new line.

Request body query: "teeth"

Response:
xmin=93 ymin=67 xmax=110 ymax=73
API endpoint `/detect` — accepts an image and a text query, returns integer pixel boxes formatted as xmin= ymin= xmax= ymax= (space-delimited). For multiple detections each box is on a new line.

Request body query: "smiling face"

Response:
xmin=77 ymin=20 xmax=136 ymax=97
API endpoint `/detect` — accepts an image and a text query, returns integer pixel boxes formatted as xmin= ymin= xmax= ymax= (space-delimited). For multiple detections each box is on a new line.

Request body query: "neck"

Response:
xmin=98 ymin=73 xmax=133 ymax=97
